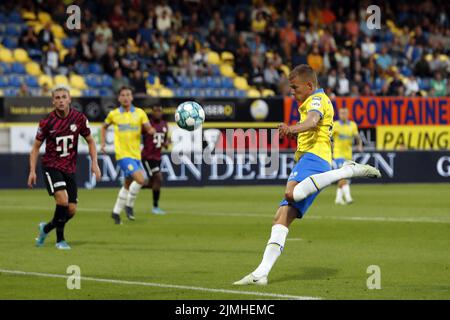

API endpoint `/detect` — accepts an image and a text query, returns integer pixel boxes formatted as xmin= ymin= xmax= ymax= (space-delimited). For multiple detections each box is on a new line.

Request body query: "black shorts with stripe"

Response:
xmin=142 ymin=159 xmax=161 ymax=178
xmin=42 ymin=167 xmax=78 ymax=203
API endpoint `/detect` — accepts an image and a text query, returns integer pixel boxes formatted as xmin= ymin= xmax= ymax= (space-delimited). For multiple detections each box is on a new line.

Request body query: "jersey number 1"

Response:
xmin=56 ymin=135 xmax=74 ymax=157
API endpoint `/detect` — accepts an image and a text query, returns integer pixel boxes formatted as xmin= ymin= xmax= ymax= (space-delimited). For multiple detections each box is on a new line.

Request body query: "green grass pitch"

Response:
xmin=0 ymin=184 xmax=449 ymax=300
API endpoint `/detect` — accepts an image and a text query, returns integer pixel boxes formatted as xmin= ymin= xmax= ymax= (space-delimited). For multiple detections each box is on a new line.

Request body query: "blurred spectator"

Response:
xmin=43 ymin=43 xmax=61 ymax=76
xmin=38 ymin=22 xmax=54 ymax=48
xmin=225 ymin=24 xmax=239 ymax=53
xmin=405 ymin=75 xmax=420 ymax=96
xmin=234 ymin=35 xmax=252 ymax=76
xmin=182 ymin=34 xmax=200 ymax=55
xmin=178 ymin=49 xmax=194 ymax=77
xmin=102 ymin=45 xmax=120 ymax=76
xmin=120 ymin=44 xmax=140 ymax=77
xmin=327 ymin=69 xmax=338 ymax=89
xmin=40 ymin=82 xmax=51 ymax=96
xmin=95 ymin=20 xmax=113 ymax=42
xmin=431 ymin=72 xmax=448 ymax=96
xmin=344 ymin=11 xmax=359 ymax=37
xmin=76 ymin=33 xmax=93 ymax=62
xmin=336 ymin=72 xmax=350 ymax=96
xmin=349 ymin=84 xmax=360 ymax=97
xmin=157 ymin=9 xmax=172 ymax=33
xmin=376 ymin=46 xmax=393 ymax=72
xmin=130 ymin=70 xmax=147 ymax=96
xmin=249 ymin=34 xmax=267 ymax=62
xmin=361 ymin=36 xmax=376 ymax=60
xmin=235 ymin=9 xmax=250 ymax=32
xmin=17 ymin=83 xmax=31 ymax=97
xmin=63 ymin=47 xmax=78 ymax=73
xmin=388 ymin=73 xmax=405 ymax=96
xmin=112 ymin=68 xmax=130 ymax=94
xmin=404 ymin=38 xmax=423 ymax=64
xmin=92 ymin=33 xmax=108 ymax=60
xmin=209 ymin=10 xmax=224 ymax=32
xmin=292 ymin=42 xmax=308 ymax=67
xmin=414 ymin=55 xmax=431 ymax=78
xmin=136 ymin=19 xmax=154 ymax=46
xmin=193 ymin=46 xmax=212 ymax=76
xmin=171 ymin=10 xmax=183 ymax=31
xmin=208 ymin=24 xmax=227 ymax=53
xmin=263 ymin=61 xmax=280 ymax=92
xmin=249 ymin=56 xmax=264 ymax=89
xmin=251 ymin=11 xmax=267 ymax=34
xmin=361 ymin=83 xmax=375 ymax=96
xmin=19 ymin=26 xmax=39 ymax=50
xmin=307 ymin=45 xmax=323 ymax=73
xmin=110 ymin=4 xmax=127 ymax=31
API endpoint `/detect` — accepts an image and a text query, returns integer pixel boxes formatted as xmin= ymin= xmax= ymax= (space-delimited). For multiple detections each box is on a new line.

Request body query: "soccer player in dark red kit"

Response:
xmin=140 ymin=105 xmax=168 ymax=215
xmin=27 ymin=85 xmax=101 ymax=250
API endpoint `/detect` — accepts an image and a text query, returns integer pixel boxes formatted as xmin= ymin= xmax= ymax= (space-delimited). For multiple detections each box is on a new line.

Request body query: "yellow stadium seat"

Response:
xmin=59 ymin=48 xmax=69 ymax=63
xmin=0 ymin=89 xmax=3 ymax=97
xmin=262 ymin=89 xmax=275 ymax=97
xmin=207 ymin=51 xmax=220 ymax=65
xmin=146 ymin=88 xmax=158 ymax=97
xmin=69 ymin=74 xmax=87 ymax=90
xmin=13 ymin=48 xmax=30 ymax=63
xmin=219 ymin=64 xmax=235 ymax=77
xmin=32 ymin=22 xmax=44 ymax=34
xmin=221 ymin=51 xmax=234 ymax=62
xmin=0 ymin=48 xmax=14 ymax=63
xmin=54 ymin=75 xmax=69 ymax=86
xmin=22 ymin=11 xmax=37 ymax=21
xmin=38 ymin=75 xmax=54 ymax=87
xmin=25 ymin=61 xmax=42 ymax=76
xmin=233 ymin=76 xmax=249 ymax=90
xmin=425 ymin=54 xmax=433 ymax=62
xmin=159 ymin=87 xmax=174 ymax=98
xmin=51 ymin=24 xmax=66 ymax=39
xmin=247 ymin=88 xmax=261 ymax=98
xmin=70 ymin=88 xmax=82 ymax=97
xmin=38 ymin=12 xmax=52 ymax=24
xmin=265 ymin=51 xmax=274 ymax=60
xmin=279 ymin=64 xmax=290 ymax=77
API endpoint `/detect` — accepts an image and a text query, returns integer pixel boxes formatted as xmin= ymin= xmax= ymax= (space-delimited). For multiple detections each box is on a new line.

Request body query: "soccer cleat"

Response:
xmin=152 ymin=207 xmax=166 ymax=215
xmin=35 ymin=222 xmax=48 ymax=247
xmin=111 ymin=212 xmax=122 ymax=225
xmin=55 ymin=241 xmax=71 ymax=250
xmin=335 ymin=199 xmax=347 ymax=205
xmin=343 ymin=161 xmax=382 ymax=179
xmin=125 ymin=206 xmax=135 ymax=221
xmin=233 ymin=273 xmax=268 ymax=286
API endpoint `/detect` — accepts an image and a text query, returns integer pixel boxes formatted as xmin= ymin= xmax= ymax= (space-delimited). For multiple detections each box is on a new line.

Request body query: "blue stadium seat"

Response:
xmin=211 ymin=65 xmax=221 ymax=76
xmin=173 ymin=88 xmax=184 ymax=96
xmin=101 ymin=74 xmax=113 ymax=87
xmin=165 ymin=76 xmax=176 ymax=88
xmin=5 ymin=24 xmax=22 ymax=37
xmin=0 ymin=62 xmax=11 ymax=74
xmin=221 ymin=77 xmax=234 ymax=89
xmin=62 ymin=38 xmax=76 ymax=49
xmin=11 ymin=62 xmax=26 ymax=74
xmin=82 ymin=89 xmax=100 ymax=96
xmin=99 ymin=88 xmax=114 ymax=96
xmin=189 ymin=88 xmax=200 ymax=97
xmin=28 ymin=48 xmax=43 ymax=60
xmin=8 ymin=75 xmax=22 ymax=87
xmin=147 ymin=74 xmax=156 ymax=85
xmin=84 ymin=74 xmax=102 ymax=87
xmin=418 ymin=78 xmax=431 ymax=90
xmin=178 ymin=76 xmax=192 ymax=88
xmin=400 ymin=66 xmax=412 ymax=77
xmin=0 ymin=77 xmax=9 ymax=87
xmin=191 ymin=76 xmax=202 ymax=88
xmin=4 ymin=88 xmax=19 ymax=96
xmin=0 ymin=13 xmax=6 ymax=24
xmin=7 ymin=12 xmax=23 ymax=23
xmin=25 ymin=75 xmax=39 ymax=87
xmin=2 ymin=37 xmax=18 ymax=49
xmin=234 ymin=89 xmax=246 ymax=97
xmin=88 ymin=63 xmax=103 ymax=74
xmin=74 ymin=63 xmax=89 ymax=75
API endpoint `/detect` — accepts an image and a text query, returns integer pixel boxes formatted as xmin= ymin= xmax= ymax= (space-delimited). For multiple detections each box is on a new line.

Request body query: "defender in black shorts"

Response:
xmin=27 ymin=85 xmax=101 ymax=250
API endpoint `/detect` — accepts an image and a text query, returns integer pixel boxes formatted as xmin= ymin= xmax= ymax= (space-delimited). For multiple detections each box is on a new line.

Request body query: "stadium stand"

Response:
xmin=0 ymin=0 xmax=448 ymax=98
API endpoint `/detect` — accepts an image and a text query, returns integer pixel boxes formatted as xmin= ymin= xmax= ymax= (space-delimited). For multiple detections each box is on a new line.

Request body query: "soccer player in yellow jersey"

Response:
xmin=234 ymin=65 xmax=381 ymax=286
xmin=333 ymin=107 xmax=363 ymax=204
xmin=101 ymin=86 xmax=156 ymax=224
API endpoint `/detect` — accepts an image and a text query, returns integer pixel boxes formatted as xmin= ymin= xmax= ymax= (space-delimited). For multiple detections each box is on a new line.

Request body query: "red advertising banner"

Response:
xmin=284 ymin=97 xmax=450 ymax=128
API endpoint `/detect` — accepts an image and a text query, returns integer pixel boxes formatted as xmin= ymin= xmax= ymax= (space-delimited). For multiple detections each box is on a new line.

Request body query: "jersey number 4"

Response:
xmin=56 ymin=135 xmax=74 ymax=157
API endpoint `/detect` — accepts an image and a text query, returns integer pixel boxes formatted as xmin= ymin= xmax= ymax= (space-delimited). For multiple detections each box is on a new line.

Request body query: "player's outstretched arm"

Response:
xmin=28 ymin=139 xmax=43 ymax=188
xmin=84 ymin=134 xmax=101 ymax=181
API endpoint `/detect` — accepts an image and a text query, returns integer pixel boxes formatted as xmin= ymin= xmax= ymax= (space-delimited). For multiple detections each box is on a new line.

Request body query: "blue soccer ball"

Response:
xmin=175 ymin=101 xmax=205 ymax=131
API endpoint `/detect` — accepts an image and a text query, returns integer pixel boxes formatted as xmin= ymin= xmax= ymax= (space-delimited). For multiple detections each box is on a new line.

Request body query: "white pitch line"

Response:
xmin=0 ymin=269 xmax=320 ymax=300
xmin=1 ymin=205 xmax=450 ymax=224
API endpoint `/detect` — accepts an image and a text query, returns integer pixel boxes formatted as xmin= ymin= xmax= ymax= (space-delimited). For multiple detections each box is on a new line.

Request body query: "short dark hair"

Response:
xmin=118 ymin=86 xmax=133 ymax=95
xmin=289 ymin=64 xmax=318 ymax=87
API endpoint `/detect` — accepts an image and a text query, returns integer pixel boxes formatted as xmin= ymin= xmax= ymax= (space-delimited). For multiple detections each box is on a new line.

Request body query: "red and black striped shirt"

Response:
xmin=36 ymin=109 xmax=91 ymax=174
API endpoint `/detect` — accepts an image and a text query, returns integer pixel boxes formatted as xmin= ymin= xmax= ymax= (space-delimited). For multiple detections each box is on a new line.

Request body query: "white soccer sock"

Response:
xmin=335 ymin=187 xmax=343 ymax=202
xmin=126 ymin=181 xmax=143 ymax=208
xmin=293 ymin=166 xmax=354 ymax=202
xmin=252 ymin=224 xmax=289 ymax=278
xmin=342 ymin=184 xmax=353 ymax=202
xmin=113 ymin=187 xmax=128 ymax=215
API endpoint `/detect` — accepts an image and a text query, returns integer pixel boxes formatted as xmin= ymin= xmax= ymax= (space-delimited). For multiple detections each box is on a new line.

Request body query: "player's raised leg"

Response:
xmin=293 ymin=161 xmax=381 ymax=203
